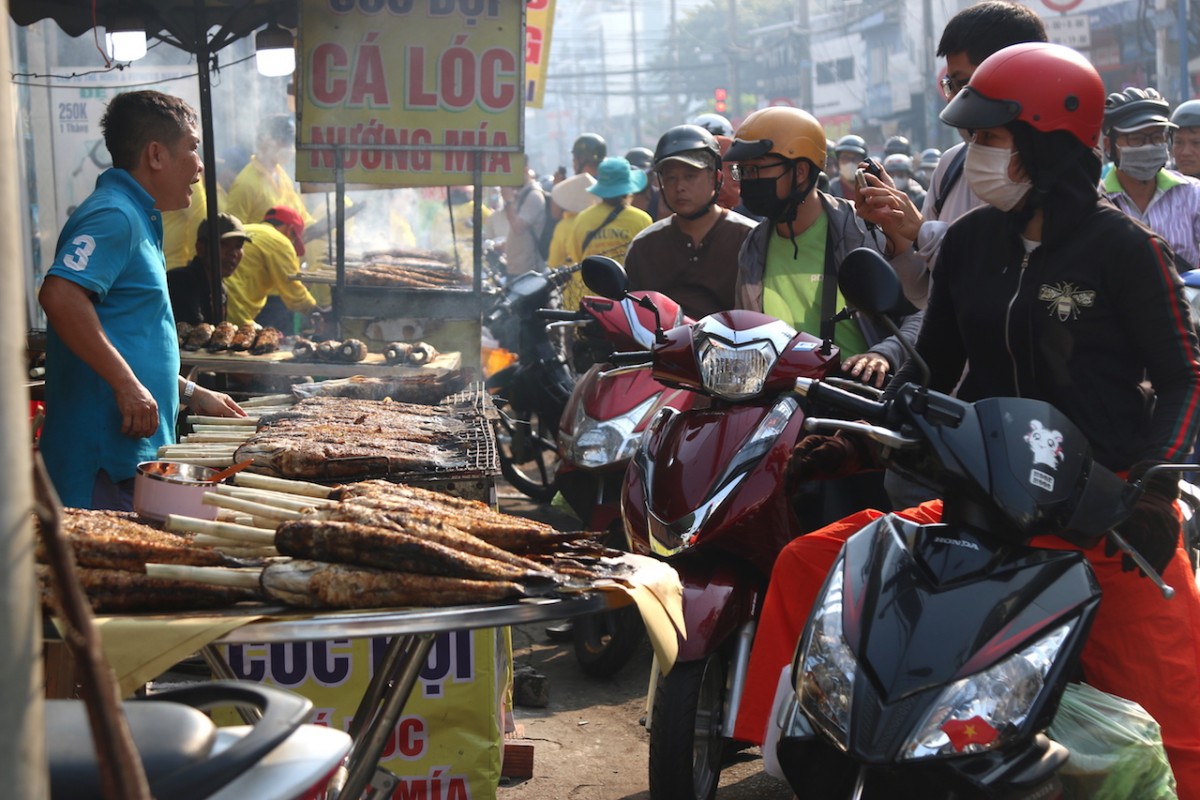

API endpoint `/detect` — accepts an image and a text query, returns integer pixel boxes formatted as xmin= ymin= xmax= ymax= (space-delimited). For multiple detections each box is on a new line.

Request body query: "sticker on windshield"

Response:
xmin=791 ymin=342 xmax=820 ymax=351
xmin=1025 ymin=419 xmax=1063 ymax=491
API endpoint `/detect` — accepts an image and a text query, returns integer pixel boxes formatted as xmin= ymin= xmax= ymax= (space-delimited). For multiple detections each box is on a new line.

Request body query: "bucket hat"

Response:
xmin=587 ymin=157 xmax=649 ymax=199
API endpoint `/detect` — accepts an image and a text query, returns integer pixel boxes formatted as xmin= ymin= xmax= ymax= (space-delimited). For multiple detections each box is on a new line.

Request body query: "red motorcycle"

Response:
xmin=550 ymin=287 xmax=696 ymax=677
xmin=582 ymin=256 xmax=850 ymax=800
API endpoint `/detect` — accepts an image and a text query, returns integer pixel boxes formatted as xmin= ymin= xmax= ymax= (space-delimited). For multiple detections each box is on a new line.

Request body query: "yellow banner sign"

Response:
xmin=298 ymin=0 xmax=524 ymax=186
xmin=525 ymin=0 xmax=555 ymax=109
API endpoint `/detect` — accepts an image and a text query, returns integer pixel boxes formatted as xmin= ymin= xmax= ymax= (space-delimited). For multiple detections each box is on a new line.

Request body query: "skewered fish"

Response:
xmin=383 ymin=342 xmax=413 ymax=365
xmin=274 ymin=518 xmax=555 ymax=583
xmin=260 ymin=559 xmax=529 ymax=609
xmin=184 ymin=322 xmax=215 ymax=351
xmin=206 ymin=321 xmax=238 ymax=352
xmin=251 ymin=327 xmax=283 ymax=355
xmin=316 ymin=340 xmax=340 ymax=361
xmin=177 ymin=321 xmax=194 ymax=349
xmin=229 ymin=322 xmax=262 ymax=352
xmin=34 ymin=509 xmax=234 ymax=572
xmin=37 ymin=564 xmax=259 ymax=613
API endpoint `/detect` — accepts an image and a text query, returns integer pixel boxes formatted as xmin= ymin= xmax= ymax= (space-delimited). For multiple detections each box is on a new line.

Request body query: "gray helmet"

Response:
xmin=624 ymin=147 xmax=655 ymax=171
xmin=1103 ymin=88 xmax=1174 ymax=135
xmin=690 ymin=113 xmax=734 ymax=138
xmin=882 ymin=153 xmax=913 ymax=176
xmin=653 ymin=124 xmax=721 ymax=171
xmin=571 ymin=133 xmax=607 ymax=166
xmin=1171 ymin=99 xmax=1200 ymax=130
xmin=918 ymin=147 xmax=941 ymax=170
xmin=884 ymin=135 xmax=912 ymax=157
xmin=834 ymin=134 xmax=868 ymax=159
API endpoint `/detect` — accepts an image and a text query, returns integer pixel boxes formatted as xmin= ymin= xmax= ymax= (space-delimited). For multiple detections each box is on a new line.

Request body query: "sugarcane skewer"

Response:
xmin=201 ymin=492 xmax=303 ymax=521
xmin=234 ymin=472 xmax=337 ymax=499
xmin=164 ymin=515 xmax=277 ymax=543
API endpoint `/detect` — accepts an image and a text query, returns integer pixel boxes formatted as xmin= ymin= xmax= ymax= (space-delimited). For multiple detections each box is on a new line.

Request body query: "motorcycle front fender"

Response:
xmin=674 ymin=557 xmax=765 ymax=663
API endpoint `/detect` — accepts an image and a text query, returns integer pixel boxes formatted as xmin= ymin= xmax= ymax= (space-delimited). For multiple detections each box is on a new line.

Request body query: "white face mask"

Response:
xmin=964 ymin=142 xmax=1032 ymax=212
xmin=1118 ymin=142 xmax=1169 ymax=181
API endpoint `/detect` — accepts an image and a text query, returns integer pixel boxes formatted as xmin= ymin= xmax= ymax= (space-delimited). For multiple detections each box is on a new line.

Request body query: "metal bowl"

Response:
xmin=133 ymin=460 xmax=219 ymax=522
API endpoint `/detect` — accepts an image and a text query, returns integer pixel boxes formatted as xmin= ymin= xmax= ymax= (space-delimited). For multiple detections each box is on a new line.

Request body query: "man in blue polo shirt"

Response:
xmin=38 ymin=90 xmax=245 ymax=510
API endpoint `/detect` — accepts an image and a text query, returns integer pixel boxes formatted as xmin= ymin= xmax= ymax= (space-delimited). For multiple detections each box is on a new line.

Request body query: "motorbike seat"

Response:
xmin=46 ymin=699 xmax=217 ymax=800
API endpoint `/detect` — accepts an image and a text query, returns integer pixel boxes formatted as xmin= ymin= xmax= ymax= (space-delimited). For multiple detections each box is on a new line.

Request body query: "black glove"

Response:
xmin=787 ymin=432 xmax=877 ymax=490
xmin=1104 ymin=461 xmax=1181 ymax=577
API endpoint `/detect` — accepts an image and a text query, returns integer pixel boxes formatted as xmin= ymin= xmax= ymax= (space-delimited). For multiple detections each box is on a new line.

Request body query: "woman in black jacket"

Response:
xmin=735 ymin=43 xmax=1200 ymax=798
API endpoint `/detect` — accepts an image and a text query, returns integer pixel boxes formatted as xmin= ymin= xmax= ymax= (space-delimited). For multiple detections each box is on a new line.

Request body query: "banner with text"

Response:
xmin=298 ymin=0 xmax=524 ymax=187
xmin=524 ymin=0 xmax=555 ymax=109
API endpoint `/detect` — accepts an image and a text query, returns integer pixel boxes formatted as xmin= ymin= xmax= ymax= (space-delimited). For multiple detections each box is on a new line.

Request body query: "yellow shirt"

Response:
xmin=564 ymin=202 xmax=651 ymax=310
xmin=224 ymin=222 xmax=317 ymax=325
xmin=225 ymin=155 xmax=316 ymax=230
xmin=548 ymin=212 xmax=577 ymax=270
xmin=162 ymin=181 xmax=225 ymax=270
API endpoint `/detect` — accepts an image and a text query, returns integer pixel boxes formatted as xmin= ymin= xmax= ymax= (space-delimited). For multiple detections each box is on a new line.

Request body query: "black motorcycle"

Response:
xmin=484 ymin=266 xmax=579 ymax=501
xmin=772 ymin=249 xmax=1189 ymax=799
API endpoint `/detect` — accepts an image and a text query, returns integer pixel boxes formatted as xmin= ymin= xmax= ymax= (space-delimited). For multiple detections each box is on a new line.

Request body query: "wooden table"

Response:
xmin=180 ymin=350 xmax=461 ymax=380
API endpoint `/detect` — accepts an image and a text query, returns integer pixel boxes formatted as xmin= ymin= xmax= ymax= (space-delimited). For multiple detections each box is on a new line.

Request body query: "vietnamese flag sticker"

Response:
xmin=942 ymin=716 xmax=999 ymax=752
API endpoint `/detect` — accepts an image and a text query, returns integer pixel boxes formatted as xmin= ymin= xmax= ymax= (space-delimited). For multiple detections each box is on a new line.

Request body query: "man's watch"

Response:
xmin=182 ymin=380 xmax=196 ymax=405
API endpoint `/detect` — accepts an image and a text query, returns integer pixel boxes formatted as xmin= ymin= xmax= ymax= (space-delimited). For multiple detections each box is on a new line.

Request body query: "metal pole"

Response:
xmin=0 ymin=3 xmax=46 ymax=795
xmin=629 ymin=0 xmax=642 ymax=145
xmin=922 ymin=0 xmax=936 ymax=148
xmin=1180 ymin=0 xmax=1190 ymax=103
xmin=194 ymin=0 xmax=222 ymax=325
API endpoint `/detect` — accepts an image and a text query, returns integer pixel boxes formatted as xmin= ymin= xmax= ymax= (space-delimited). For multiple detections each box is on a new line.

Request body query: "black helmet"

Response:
xmin=834 ymin=134 xmax=867 ymax=159
xmin=571 ymin=133 xmax=607 ymax=166
xmin=653 ymin=124 xmax=722 ymax=171
xmin=690 ymin=113 xmax=734 ymax=137
xmin=884 ymin=135 xmax=912 ymax=157
xmin=624 ymin=147 xmax=655 ymax=171
xmin=1171 ymin=99 xmax=1200 ymax=130
xmin=1103 ymin=88 xmax=1174 ymax=135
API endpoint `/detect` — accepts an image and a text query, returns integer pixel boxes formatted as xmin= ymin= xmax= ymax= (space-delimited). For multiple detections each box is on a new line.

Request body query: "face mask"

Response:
xmin=1119 ymin=142 xmax=1169 ymax=181
xmin=738 ymin=177 xmax=791 ymax=219
xmin=894 ymin=176 xmax=910 ymax=191
xmin=838 ymin=161 xmax=857 ymax=184
xmin=964 ymin=142 xmax=1032 ymax=212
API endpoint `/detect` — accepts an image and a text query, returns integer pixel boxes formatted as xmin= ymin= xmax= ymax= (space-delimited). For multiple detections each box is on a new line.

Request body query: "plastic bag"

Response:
xmin=1046 ymin=682 xmax=1177 ymax=800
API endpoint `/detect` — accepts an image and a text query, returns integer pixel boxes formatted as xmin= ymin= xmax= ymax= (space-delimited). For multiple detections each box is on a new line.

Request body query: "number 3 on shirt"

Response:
xmin=62 ymin=234 xmax=96 ymax=271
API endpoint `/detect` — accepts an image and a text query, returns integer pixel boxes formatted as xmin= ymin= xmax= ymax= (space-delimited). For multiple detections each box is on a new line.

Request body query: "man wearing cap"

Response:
xmin=1171 ymin=100 xmax=1200 ymax=179
xmin=224 ymin=205 xmax=319 ymax=326
xmin=1102 ymin=87 xmax=1200 ymax=271
xmin=564 ymin=156 xmax=652 ymax=310
xmin=624 ymin=124 xmax=756 ymax=319
xmin=168 ymin=212 xmax=252 ymax=324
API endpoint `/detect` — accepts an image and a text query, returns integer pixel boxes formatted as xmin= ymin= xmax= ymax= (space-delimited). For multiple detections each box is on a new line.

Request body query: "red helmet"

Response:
xmin=939 ymin=42 xmax=1105 ymax=149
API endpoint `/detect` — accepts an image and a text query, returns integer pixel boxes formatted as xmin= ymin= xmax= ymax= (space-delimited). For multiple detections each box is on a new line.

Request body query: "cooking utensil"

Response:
xmin=206 ymin=459 xmax=255 ymax=483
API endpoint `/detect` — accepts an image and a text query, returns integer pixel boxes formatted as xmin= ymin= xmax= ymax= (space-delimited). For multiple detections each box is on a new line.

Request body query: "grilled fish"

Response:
xmin=251 ymin=327 xmax=283 ymax=355
xmin=37 ymin=564 xmax=259 ymax=613
xmin=206 ymin=321 xmax=238 ymax=352
xmin=229 ymin=322 xmax=262 ymax=351
xmin=184 ymin=322 xmax=215 ymax=350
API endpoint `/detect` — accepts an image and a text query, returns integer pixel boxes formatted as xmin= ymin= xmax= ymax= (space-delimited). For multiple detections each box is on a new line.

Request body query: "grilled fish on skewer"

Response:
xmin=177 ymin=321 xmax=194 ymax=348
xmin=260 ymin=559 xmax=530 ymax=609
xmin=338 ymin=339 xmax=367 ymax=362
xmin=250 ymin=327 xmax=283 ymax=355
xmin=37 ymin=565 xmax=260 ymax=613
xmin=383 ymin=342 xmax=413 ymax=365
xmin=293 ymin=337 xmax=317 ymax=360
xmin=229 ymin=322 xmax=261 ymax=351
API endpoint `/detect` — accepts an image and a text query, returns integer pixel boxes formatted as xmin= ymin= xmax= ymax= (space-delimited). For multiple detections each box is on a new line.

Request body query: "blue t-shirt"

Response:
xmin=41 ymin=168 xmax=180 ymax=507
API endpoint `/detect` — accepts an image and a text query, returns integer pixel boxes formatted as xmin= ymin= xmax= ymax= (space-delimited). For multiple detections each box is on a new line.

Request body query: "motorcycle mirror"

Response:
xmin=837 ymin=248 xmax=932 ymax=391
xmin=582 ymin=256 xmax=629 ymax=300
xmin=837 ymin=248 xmax=903 ymax=315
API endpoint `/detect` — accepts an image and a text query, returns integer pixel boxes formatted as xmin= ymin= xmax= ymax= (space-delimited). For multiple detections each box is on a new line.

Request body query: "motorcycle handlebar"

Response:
xmin=537 ymin=309 xmax=585 ymax=321
xmin=795 ymin=377 xmax=889 ymax=424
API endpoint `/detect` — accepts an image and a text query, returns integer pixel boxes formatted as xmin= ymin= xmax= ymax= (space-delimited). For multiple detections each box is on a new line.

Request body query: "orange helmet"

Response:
xmin=939 ymin=42 xmax=1105 ymax=149
xmin=726 ymin=107 xmax=826 ymax=167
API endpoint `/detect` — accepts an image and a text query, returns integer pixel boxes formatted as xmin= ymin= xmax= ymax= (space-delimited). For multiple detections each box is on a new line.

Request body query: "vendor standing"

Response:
xmin=38 ymin=90 xmax=245 ymax=510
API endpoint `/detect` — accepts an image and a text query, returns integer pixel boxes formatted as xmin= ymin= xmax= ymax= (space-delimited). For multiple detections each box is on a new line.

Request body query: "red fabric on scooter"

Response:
xmin=734 ymin=499 xmax=1200 ymax=800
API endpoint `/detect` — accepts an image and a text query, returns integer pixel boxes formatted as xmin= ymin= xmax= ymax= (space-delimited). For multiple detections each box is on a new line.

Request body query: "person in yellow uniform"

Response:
xmin=225 ymin=115 xmax=315 ymax=234
xmin=547 ymin=173 xmax=598 ymax=269
xmin=564 ymin=157 xmax=652 ymax=310
xmin=224 ymin=206 xmax=318 ymax=326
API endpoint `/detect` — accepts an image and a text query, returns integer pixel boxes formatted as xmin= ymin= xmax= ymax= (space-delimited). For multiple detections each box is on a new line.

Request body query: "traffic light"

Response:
xmin=714 ymin=88 xmax=727 ymax=114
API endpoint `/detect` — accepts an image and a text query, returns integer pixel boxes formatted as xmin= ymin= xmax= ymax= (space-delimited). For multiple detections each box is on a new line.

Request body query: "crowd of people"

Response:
xmin=31 ymin=0 xmax=1200 ymax=795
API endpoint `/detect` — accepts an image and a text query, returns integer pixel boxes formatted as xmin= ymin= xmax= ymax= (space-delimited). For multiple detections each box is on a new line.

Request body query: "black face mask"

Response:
xmin=738 ymin=177 xmax=791 ymax=219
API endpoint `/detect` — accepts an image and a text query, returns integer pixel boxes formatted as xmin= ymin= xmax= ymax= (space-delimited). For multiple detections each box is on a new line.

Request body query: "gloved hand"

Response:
xmin=787 ymin=431 xmax=877 ymax=490
xmin=1104 ymin=461 xmax=1181 ymax=577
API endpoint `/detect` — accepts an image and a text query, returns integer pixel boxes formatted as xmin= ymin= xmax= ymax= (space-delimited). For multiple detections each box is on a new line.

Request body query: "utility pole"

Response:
xmin=922 ymin=0 xmax=937 ymax=147
xmin=629 ymin=0 xmax=642 ymax=144
xmin=727 ymin=0 xmax=740 ymax=117
xmin=669 ymin=0 xmax=678 ymax=121
xmin=798 ymin=0 xmax=812 ymax=112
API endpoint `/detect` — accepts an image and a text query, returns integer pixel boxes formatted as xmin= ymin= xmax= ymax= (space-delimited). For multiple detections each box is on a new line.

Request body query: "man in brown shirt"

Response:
xmin=624 ymin=125 xmax=756 ymax=319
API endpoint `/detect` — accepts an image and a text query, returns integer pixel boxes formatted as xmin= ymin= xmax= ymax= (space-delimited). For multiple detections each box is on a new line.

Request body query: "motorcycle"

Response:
xmin=552 ymin=279 xmax=696 ymax=677
xmin=582 ymin=256 xmax=852 ymax=800
xmin=47 ymin=680 xmax=351 ymax=800
xmin=772 ymin=248 xmax=1191 ymax=798
xmin=483 ymin=266 xmax=579 ymax=501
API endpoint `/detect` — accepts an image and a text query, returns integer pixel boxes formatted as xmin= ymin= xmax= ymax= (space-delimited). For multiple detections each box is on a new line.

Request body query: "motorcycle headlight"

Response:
xmin=795 ymin=560 xmax=856 ymax=749
xmin=563 ymin=394 xmax=659 ymax=469
xmin=901 ymin=622 xmax=1073 ymax=760
xmin=697 ymin=336 xmax=778 ymax=400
